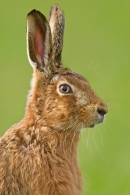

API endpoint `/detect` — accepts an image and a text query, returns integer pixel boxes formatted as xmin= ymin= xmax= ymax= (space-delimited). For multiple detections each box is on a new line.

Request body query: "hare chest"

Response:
xmin=0 ymin=127 xmax=83 ymax=195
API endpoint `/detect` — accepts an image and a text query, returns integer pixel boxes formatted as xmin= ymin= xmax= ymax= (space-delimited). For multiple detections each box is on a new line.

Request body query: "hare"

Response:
xmin=0 ymin=4 xmax=108 ymax=195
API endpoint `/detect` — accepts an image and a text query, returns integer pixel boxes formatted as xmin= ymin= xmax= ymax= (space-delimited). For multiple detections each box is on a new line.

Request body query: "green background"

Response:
xmin=0 ymin=0 xmax=130 ymax=194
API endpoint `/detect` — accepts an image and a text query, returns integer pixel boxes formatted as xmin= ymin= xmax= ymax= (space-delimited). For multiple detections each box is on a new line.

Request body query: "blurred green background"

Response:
xmin=0 ymin=0 xmax=130 ymax=194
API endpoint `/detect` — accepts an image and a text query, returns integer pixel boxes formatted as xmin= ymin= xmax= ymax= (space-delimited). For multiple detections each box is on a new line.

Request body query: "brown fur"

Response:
xmin=0 ymin=5 xmax=108 ymax=195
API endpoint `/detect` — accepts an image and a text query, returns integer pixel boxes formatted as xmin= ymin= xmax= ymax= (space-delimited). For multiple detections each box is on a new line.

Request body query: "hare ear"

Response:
xmin=49 ymin=5 xmax=65 ymax=68
xmin=27 ymin=10 xmax=52 ymax=72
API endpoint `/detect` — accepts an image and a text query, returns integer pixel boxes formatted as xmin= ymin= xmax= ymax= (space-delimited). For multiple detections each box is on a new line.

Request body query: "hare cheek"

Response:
xmin=76 ymin=92 xmax=87 ymax=106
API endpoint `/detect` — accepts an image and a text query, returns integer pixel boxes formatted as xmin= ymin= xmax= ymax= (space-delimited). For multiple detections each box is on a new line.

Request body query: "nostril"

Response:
xmin=97 ymin=108 xmax=106 ymax=116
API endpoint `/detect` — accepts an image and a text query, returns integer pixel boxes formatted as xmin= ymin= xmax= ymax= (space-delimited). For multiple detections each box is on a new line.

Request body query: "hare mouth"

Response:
xmin=89 ymin=125 xmax=95 ymax=128
xmin=98 ymin=115 xmax=105 ymax=123
xmin=88 ymin=115 xmax=105 ymax=128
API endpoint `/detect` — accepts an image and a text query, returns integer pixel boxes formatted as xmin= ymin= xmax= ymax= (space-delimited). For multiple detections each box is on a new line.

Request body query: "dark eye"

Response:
xmin=59 ymin=84 xmax=73 ymax=94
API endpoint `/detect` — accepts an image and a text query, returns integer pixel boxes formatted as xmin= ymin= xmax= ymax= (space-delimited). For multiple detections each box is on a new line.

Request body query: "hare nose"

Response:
xmin=97 ymin=103 xmax=108 ymax=116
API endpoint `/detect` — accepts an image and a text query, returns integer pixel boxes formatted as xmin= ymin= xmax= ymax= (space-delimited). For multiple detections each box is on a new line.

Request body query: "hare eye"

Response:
xmin=59 ymin=84 xmax=73 ymax=94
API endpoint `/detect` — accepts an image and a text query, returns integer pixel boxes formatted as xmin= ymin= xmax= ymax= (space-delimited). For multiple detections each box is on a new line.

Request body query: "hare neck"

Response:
xmin=17 ymin=118 xmax=83 ymax=194
xmin=43 ymin=128 xmax=81 ymax=159
xmin=21 ymin=117 xmax=81 ymax=159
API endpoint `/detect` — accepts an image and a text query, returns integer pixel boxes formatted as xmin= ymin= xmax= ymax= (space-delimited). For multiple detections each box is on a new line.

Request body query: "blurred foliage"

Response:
xmin=0 ymin=0 xmax=130 ymax=194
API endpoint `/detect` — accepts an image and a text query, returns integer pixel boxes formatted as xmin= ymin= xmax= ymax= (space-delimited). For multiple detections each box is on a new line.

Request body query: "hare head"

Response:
xmin=26 ymin=5 xmax=108 ymax=133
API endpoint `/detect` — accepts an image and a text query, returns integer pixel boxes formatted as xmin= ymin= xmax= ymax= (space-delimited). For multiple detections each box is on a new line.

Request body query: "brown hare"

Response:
xmin=0 ymin=4 xmax=108 ymax=195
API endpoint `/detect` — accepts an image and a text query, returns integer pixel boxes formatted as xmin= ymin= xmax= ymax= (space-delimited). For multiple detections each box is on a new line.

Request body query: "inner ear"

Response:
xmin=27 ymin=10 xmax=52 ymax=70
xmin=34 ymin=25 xmax=45 ymax=67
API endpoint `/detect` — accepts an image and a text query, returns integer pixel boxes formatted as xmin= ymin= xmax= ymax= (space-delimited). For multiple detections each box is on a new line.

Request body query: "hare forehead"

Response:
xmin=52 ymin=73 xmax=88 ymax=85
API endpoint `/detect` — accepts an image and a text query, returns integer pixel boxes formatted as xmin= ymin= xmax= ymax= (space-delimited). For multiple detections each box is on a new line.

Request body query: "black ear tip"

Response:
xmin=27 ymin=9 xmax=37 ymax=16
xmin=27 ymin=9 xmax=47 ymax=23
xmin=27 ymin=9 xmax=43 ymax=18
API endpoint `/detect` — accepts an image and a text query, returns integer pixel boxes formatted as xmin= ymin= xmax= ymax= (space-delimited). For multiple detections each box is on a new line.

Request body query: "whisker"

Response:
xmin=105 ymin=119 xmax=114 ymax=132
xmin=62 ymin=117 xmax=80 ymax=131
xmin=86 ymin=128 xmax=93 ymax=157
xmin=92 ymin=130 xmax=109 ymax=164
xmin=94 ymin=72 xmax=102 ymax=75
xmin=93 ymin=64 xmax=100 ymax=70
xmin=88 ymin=59 xmax=98 ymax=69
xmin=62 ymin=118 xmax=80 ymax=159
xmin=97 ymin=127 xmax=104 ymax=148
xmin=69 ymin=123 xmax=81 ymax=153
xmin=82 ymin=59 xmax=98 ymax=79
xmin=102 ymin=97 xmax=117 ymax=103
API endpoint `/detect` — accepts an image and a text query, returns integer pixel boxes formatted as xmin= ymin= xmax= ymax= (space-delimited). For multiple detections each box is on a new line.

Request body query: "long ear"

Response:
xmin=49 ymin=5 xmax=65 ymax=68
xmin=27 ymin=10 xmax=52 ymax=73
